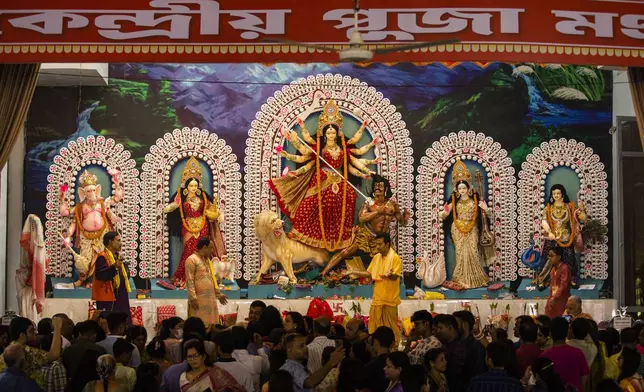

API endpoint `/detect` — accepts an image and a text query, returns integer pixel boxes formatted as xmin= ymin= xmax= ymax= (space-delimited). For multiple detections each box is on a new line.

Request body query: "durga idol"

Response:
xmin=163 ymin=157 xmax=226 ymax=287
xmin=269 ymin=99 xmax=379 ymax=252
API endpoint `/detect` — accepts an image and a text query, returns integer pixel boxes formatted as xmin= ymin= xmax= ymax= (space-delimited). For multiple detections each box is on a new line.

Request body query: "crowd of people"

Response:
xmin=0 ymin=297 xmax=642 ymax=392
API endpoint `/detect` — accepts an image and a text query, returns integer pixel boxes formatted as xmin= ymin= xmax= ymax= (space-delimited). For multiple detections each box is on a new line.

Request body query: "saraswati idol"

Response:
xmin=439 ymin=160 xmax=492 ymax=289
xmin=163 ymin=157 xmax=226 ymax=287
xmin=269 ymin=99 xmax=379 ymax=252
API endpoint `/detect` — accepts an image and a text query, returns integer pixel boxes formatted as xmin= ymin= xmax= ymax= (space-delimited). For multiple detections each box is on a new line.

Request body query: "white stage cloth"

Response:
xmin=42 ymin=298 xmax=617 ymax=339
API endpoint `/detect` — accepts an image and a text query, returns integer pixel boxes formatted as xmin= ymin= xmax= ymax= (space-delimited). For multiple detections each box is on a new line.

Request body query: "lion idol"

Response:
xmin=253 ymin=210 xmax=329 ymax=284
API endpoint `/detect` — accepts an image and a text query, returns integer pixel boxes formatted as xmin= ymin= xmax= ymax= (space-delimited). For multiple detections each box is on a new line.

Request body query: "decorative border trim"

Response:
xmin=140 ymin=127 xmax=242 ymax=279
xmin=1 ymin=43 xmax=643 ymax=59
xmin=244 ymin=73 xmax=414 ymax=280
xmin=45 ymin=136 xmax=139 ymax=277
xmin=517 ymin=138 xmax=609 ymax=279
xmin=416 ymin=131 xmax=518 ymax=281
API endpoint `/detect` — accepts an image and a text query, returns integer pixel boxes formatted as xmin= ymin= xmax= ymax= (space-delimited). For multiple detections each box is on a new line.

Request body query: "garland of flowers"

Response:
xmin=451 ymin=192 xmax=478 ymax=234
xmin=75 ymin=200 xmax=108 ymax=239
xmin=315 ymin=130 xmax=348 ymax=252
xmin=179 ymin=192 xmax=208 ymax=234
xmin=546 ymin=202 xmax=575 ymax=248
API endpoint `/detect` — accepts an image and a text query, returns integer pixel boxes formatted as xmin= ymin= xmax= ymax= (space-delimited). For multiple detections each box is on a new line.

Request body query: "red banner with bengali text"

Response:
xmin=1 ymin=0 xmax=644 ymax=65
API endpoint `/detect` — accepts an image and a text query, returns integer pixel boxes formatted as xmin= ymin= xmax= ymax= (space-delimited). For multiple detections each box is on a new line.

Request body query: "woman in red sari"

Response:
xmin=164 ymin=157 xmax=226 ymax=287
xmin=269 ymin=99 xmax=379 ymax=252
xmin=545 ymin=246 xmax=572 ymax=318
xmin=180 ymin=339 xmax=245 ymax=392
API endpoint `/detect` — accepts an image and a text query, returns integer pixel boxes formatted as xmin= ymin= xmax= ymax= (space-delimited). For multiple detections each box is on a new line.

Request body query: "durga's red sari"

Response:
xmin=269 ymin=146 xmax=356 ymax=251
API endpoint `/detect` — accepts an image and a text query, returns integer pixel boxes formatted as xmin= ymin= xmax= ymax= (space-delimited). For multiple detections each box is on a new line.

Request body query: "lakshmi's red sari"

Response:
xmin=269 ymin=146 xmax=357 ymax=251
xmin=173 ymin=199 xmax=226 ymax=282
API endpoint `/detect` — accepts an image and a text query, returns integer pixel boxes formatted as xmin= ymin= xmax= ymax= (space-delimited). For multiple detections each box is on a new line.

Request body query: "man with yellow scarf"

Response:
xmin=92 ymin=231 xmax=132 ymax=324
xmin=186 ymin=238 xmax=228 ymax=326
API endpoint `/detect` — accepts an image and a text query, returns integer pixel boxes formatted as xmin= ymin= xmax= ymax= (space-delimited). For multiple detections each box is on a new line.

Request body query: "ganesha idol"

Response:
xmin=60 ymin=169 xmax=123 ymax=287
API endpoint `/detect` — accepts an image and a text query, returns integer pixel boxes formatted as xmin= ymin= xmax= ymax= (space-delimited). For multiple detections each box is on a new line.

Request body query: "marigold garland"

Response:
xmin=546 ymin=202 xmax=575 ymax=248
xmin=452 ymin=193 xmax=478 ymax=234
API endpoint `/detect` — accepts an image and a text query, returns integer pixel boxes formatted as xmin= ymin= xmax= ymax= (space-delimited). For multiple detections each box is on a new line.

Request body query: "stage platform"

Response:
xmin=53 ymin=278 xmax=605 ymax=300
xmin=150 ymin=279 xmax=242 ymax=299
xmin=40 ymin=297 xmax=617 ymax=341
xmin=421 ymin=279 xmax=606 ymax=299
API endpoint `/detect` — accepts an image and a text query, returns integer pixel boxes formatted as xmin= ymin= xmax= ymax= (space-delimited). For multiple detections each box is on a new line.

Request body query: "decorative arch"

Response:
xmin=140 ymin=127 xmax=242 ymax=279
xmin=244 ymin=73 xmax=414 ymax=281
xmin=45 ymin=136 xmax=140 ymax=277
xmin=416 ymin=131 xmax=517 ymax=281
xmin=517 ymin=138 xmax=608 ymax=279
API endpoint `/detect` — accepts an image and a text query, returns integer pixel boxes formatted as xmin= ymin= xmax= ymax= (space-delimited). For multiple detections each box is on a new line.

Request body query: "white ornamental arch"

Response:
xmin=140 ymin=127 xmax=242 ymax=279
xmin=45 ymin=136 xmax=140 ymax=277
xmin=517 ymin=138 xmax=608 ymax=279
xmin=244 ymin=73 xmax=414 ymax=281
xmin=416 ymin=131 xmax=518 ymax=281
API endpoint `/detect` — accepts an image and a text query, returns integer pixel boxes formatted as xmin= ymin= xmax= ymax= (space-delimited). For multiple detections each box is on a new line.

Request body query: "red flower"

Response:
xmin=59 ymin=184 xmax=69 ymax=193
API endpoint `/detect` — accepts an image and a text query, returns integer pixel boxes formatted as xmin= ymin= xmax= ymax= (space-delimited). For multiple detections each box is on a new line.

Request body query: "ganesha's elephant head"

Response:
xmin=78 ymin=170 xmax=101 ymax=204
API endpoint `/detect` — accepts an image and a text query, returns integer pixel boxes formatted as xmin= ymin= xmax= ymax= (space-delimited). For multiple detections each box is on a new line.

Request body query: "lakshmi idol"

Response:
xmin=163 ymin=157 xmax=226 ymax=287
xmin=534 ymin=184 xmax=586 ymax=289
xmin=269 ymin=99 xmax=379 ymax=252
xmin=439 ymin=160 xmax=491 ymax=289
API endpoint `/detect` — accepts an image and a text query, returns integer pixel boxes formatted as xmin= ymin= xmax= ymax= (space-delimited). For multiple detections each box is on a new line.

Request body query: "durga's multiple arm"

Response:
xmin=349 ymin=155 xmax=380 ymax=177
xmin=280 ymin=123 xmax=378 ymax=180
xmin=346 ymin=121 xmax=368 ymax=145
xmin=279 ymin=149 xmax=312 ymax=163
xmin=298 ymin=121 xmax=316 ymax=145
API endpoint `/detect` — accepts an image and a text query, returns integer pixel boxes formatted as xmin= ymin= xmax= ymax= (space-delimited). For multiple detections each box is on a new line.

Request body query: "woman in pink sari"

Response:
xmin=180 ymin=339 xmax=244 ymax=392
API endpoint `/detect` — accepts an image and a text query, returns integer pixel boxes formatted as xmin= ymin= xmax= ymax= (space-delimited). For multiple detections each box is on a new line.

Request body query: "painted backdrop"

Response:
xmin=23 ymin=62 xmax=613 ymax=287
